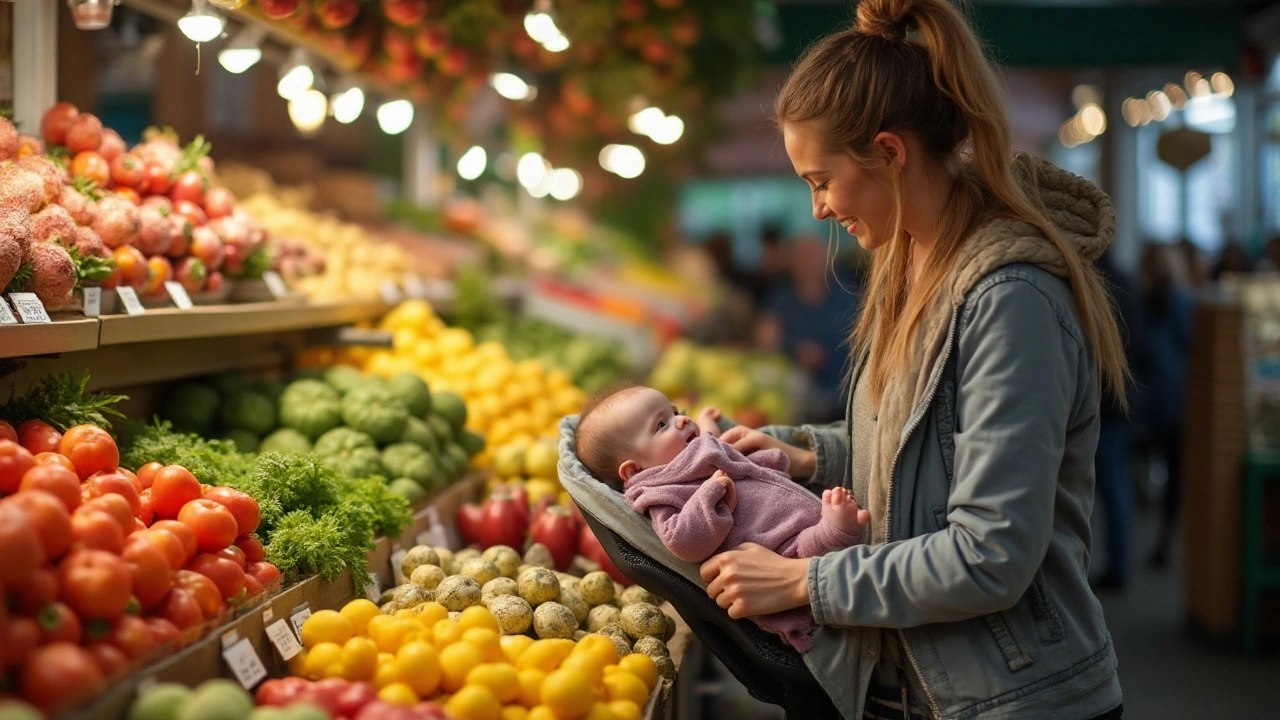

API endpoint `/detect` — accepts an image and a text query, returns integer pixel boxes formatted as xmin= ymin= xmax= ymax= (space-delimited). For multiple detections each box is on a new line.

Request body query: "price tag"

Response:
xmin=262 ymin=271 xmax=288 ymax=299
xmin=404 ymin=274 xmax=428 ymax=298
xmin=9 ymin=293 xmax=51 ymax=324
xmin=380 ymin=280 xmax=401 ymax=305
xmin=82 ymin=287 xmax=101 ymax=317
xmin=365 ymin=572 xmax=382 ymax=603
xmin=221 ymin=634 xmax=267 ymax=690
xmin=164 ymin=281 xmax=194 ymax=310
xmin=116 ymin=286 xmax=146 ymax=316
xmin=391 ymin=548 xmax=408 ymax=586
xmin=264 ymin=619 xmax=303 ymax=661
xmin=423 ymin=506 xmax=449 ymax=548
xmin=289 ymin=604 xmax=311 ymax=640
xmin=0 ymin=299 xmax=17 ymax=325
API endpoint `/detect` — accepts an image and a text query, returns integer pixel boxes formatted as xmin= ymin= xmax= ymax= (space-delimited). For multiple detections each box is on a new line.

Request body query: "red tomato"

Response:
xmin=59 ymin=550 xmax=132 ymax=622
xmin=178 ymin=499 xmax=238 ymax=553
xmin=19 ymin=462 xmax=80 ymax=512
xmin=14 ymin=566 xmax=59 ymax=614
xmin=203 ymin=486 xmax=261 ymax=536
xmin=144 ymin=163 xmax=171 ymax=195
xmin=235 ymin=535 xmax=265 ymax=564
xmin=59 ymin=425 xmax=119 ymax=480
xmin=98 ymin=129 xmax=125 ymax=161
xmin=0 ymin=439 xmax=36 ymax=493
xmin=137 ymin=488 xmax=156 ymax=525
xmin=33 ymin=451 xmax=76 ymax=471
xmin=17 ymin=420 xmax=61 ymax=455
xmin=188 ymin=554 xmax=245 ymax=603
xmin=529 ymin=505 xmax=579 ymax=571
xmin=122 ymin=535 xmax=174 ymax=612
xmin=151 ymin=520 xmax=197 ymax=566
xmin=40 ymin=102 xmax=79 ymax=145
xmin=256 ymin=677 xmax=310 ymax=708
xmin=243 ymin=573 xmax=264 ymax=598
xmin=174 ymin=569 xmax=225 ymax=620
xmin=247 ymin=561 xmax=282 ymax=588
xmin=64 ymin=113 xmax=103 ymax=154
xmin=0 ymin=420 xmax=17 ymax=443
xmin=151 ymin=465 xmax=202 ymax=520
xmin=136 ymin=527 xmax=184 ymax=571
xmin=86 ymin=641 xmax=129 ymax=678
xmin=0 ymin=503 xmax=44 ymax=586
xmin=136 ymin=462 xmax=163 ymax=490
xmin=143 ymin=616 xmax=183 ymax=651
xmin=170 ymin=170 xmax=206 ymax=206
xmin=70 ymin=506 xmax=125 ymax=554
xmin=203 ymin=187 xmax=236 ymax=219
xmin=70 ymin=151 xmax=110 ymax=186
xmin=3 ymin=617 xmax=40 ymax=671
xmin=109 ymin=153 xmax=145 ymax=188
xmin=156 ymin=586 xmax=204 ymax=630
xmin=171 ymin=199 xmax=207 ymax=227
xmin=115 ymin=187 xmax=141 ymax=205
xmin=215 ymin=544 xmax=246 ymax=570
xmin=117 ymin=466 xmax=141 ymax=493
xmin=85 ymin=472 xmax=141 ymax=517
xmin=107 ymin=615 xmax=156 ymax=660
xmin=19 ymin=643 xmax=106 ymax=712
xmin=4 ymin=490 xmax=71 ymax=560
xmin=37 ymin=601 xmax=83 ymax=644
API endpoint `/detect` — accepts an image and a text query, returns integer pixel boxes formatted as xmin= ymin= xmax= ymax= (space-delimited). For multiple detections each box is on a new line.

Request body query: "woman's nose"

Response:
xmin=812 ymin=199 xmax=831 ymax=222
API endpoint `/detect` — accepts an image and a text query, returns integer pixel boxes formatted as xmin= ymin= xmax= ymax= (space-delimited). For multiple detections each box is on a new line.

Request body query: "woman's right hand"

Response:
xmin=719 ymin=425 xmax=816 ymax=480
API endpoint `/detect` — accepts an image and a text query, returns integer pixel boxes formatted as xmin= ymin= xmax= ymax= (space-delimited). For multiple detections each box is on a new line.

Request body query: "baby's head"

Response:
xmin=575 ymin=384 xmax=702 ymax=491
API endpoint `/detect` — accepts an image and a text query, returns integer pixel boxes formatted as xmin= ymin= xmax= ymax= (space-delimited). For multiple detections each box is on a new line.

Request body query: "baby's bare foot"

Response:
xmin=696 ymin=407 xmax=723 ymax=438
xmin=822 ymin=487 xmax=870 ymax=536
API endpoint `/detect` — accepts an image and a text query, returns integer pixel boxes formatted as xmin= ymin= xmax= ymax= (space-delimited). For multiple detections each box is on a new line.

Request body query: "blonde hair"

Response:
xmin=776 ymin=0 xmax=1129 ymax=409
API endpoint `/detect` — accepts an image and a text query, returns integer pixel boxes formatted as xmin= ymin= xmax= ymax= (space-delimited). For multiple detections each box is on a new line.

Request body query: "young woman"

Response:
xmin=698 ymin=0 xmax=1128 ymax=717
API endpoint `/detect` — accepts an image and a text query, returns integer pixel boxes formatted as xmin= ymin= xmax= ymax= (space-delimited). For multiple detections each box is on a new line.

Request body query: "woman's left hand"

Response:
xmin=700 ymin=543 xmax=813 ymax=619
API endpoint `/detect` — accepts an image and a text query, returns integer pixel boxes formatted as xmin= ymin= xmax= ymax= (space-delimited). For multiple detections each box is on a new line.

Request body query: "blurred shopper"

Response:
xmin=1094 ymin=251 xmax=1146 ymax=591
xmin=754 ymin=236 xmax=858 ymax=422
xmin=741 ymin=224 xmax=789 ymax=307
xmin=1177 ymin=238 xmax=1209 ymax=292
xmin=1137 ymin=243 xmax=1196 ymax=568
xmin=1211 ymin=240 xmax=1253 ymax=282
xmin=682 ymin=232 xmax=758 ymax=346
xmin=697 ymin=1 xmax=1127 ymax=717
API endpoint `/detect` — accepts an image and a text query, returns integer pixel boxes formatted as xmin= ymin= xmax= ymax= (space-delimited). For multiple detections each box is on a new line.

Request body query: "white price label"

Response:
xmin=380 ymin=280 xmax=401 ymax=305
xmin=221 ymin=636 xmax=267 ymax=690
xmin=264 ymin=619 xmax=303 ymax=661
xmin=116 ymin=286 xmax=146 ymax=315
xmin=289 ymin=605 xmax=311 ymax=640
xmin=262 ymin=271 xmax=288 ymax=299
xmin=404 ymin=274 xmax=428 ymax=298
xmin=9 ymin=293 xmax=51 ymax=323
xmin=424 ymin=506 xmax=449 ymax=548
xmin=365 ymin=572 xmax=382 ymax=603
xmin=391 ymin=548 xmax=408 ymax=586
xmin=164 ymin=281 xmax=193 ymax=309
xmin=0 ymin=299 xmax=16 ymax=325
xmin=82 ymin=287 xmax=101 ymax=317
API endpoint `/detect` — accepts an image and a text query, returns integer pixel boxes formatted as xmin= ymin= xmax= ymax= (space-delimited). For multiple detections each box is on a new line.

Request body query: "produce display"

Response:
xmin=647 ymin=340 xmax=794 ymax=428
xmin=0 ymin=106 xmax=271 ymax=311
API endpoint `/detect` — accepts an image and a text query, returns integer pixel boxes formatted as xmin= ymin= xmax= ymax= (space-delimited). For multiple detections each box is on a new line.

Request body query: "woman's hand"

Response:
xmin=700 ymin=543 xmax=812 ymax=619
xmin=719 ymin=426 xmax=816 ymax=480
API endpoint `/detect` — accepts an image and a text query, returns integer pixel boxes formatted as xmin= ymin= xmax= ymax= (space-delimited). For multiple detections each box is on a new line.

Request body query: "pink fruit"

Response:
xmin=257 ymin=0 xmax=300 ymax=19
xmin=65 ymin=114 xmax=104 ymax=155
xmin=174 ymin=256 xmax=207 ymax=293
xmin=32 ymin=205 xmax=77 ymax=248
xmin=0 ymin=206 xmax=34 ymax=260
xmin=73 ymin=226 xmax=108 ymax=259
xmin=189 ymin=226 xmax=224 ymax=271
xmin=0 ymin=166 xmax=46 ymax=213
xmin=141 ymin=195 xmax=173 ymax=214
xmin=166 ymin=216 xmax=191 ymax=258
xmin=92 ymin=196 xmax=141 ymax=249
xmin=0 ymin=236 xmax=20 ymax=290
xmin=135 ymin=207 xmax=173 ymax=256
xmin=16 ymin=156 xmax=63 ymax=208
xmin=202 ymin=187 xmax=235 ymax=220
xmin=16 ymin=134 xmax=45 ymax=159
xmin=98 ymin=130 xmax=126 ymax=162
xmin=56 ymin=185 xmax=99 ymax=227
xmin=205 ymin=271 xmax=225 ymax=294
xmin=0 ymin=116 xmax=18 ymax=161
xmin=28 ymin=242 xmax=76 ymax=311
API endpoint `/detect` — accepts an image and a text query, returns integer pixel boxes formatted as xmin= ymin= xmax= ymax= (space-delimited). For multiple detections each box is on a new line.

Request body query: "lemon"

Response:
xmin=395 ymin=640 xmax=442 ymax=696
xmin=572 ymin=635 xmax=620 ymax=669
xmin=516 ymin=639 xmax=575 ymax=673
xmin=414 ymin=601 xmax=449 ymax=628
xmin=517 ymin=669 xmax=547 ymax=708
xmin=602 ymin=672 xmax=649 ymax=707
xmin=541 ymin=668 xmax=597 ymax=720
xmin=500 ymin=634 xmax=536 ymax=664
xmin=433 ymin=617 xmax=464 ymax=648
xmin=288 ymin=647 xmax=308 ymax=677
xmin=303 ymin=642 xmax=342 ymax=680
xmin=559 ymin=654 xmax=605 ymax=688
xmin=524 ymin=442 xmax=559 ymax=478
xmin=466 ymin=662 xmax=521 ymax=704
xmin=340 ymin=599 xmax=382 ymax=636
xmin=463 ymin=627 xmax=504 ymax=663
xmin=583 ymin=703 xmax=619 ymax=720
xmin=300 ymin=610 xmax=355 ymax=648
xmin=445 ymin=685 xmax=502 ymax=720
xmin=526 ymin=707 xmax=557 ymax=720
xmin=340 ymin=637 xmax=380 ymax=681
xmin=372 ymin=657 xmax=400 ymax=689
xmin=617 ymin=654 xmax=658 ymax=692
xmin=502 ymin=706 xmax=529 ymax=720
xmin=607 ymin=701 xmax=641 ymax=720
xmin=440 ymin=640 xmax=484 ymax=692
xmin=378 ymin=682 xmax=419 ymax=707
xmin=458 ymin=606 xmax=501 ymax=633
xmin=370 ymin=617 xmax=417 ymax=654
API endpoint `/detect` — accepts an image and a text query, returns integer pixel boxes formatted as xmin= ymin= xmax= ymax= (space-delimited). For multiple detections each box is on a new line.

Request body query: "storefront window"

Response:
xmin=1263 ymin=56 xmax=1280 ymax=238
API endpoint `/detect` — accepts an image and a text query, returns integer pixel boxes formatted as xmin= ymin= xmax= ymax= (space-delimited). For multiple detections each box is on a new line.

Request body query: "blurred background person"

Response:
xmin=1211 ymin=240 xmax=1254 ymax=283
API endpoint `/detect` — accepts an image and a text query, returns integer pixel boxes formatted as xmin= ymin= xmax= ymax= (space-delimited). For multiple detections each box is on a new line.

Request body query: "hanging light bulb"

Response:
xmin=288 ymin=89 xmax=328 ymax=136
xmin=68 ymin=0 xmax=120 ymax=31
xmin=628 ymin=107 xmax=666 ymax=137
xmin=330 ymin=78 xmax=365 ymax=124
xmin=649 ymin=115 xmax=685 ymax=145
xmin=548 ymin=168 xmax=582 ymax=201
xmin=457 ymin=146 xmax=487 ymax=180
xmin=376 ymin=99 xmax=415 ymax=135
xmin=277 ymin=48 xmax=315 ymax=100
xmin=178 ymin=0 xmax=224 ymax=43
xmin=523 ymin=0 xmax=561 ymax=44
xmin=491 ymin=73 xmax=532 ymax=101
xmin=517 ymin=152 xmax=550 ymax=189
xmin=543 ymin=32 xmax=570 ymax=53
xmin=217 ymin=25 xmax=265 ymax=74
xmin=599 ymin=144 xmax=645 ymax=179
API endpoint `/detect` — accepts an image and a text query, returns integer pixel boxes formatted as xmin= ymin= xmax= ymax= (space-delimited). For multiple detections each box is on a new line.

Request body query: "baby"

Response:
xmin=575 ymin=384 xmax=868 ymax=651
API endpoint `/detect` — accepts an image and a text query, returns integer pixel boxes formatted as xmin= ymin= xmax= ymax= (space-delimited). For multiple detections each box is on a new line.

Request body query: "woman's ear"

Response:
xmin=619 ymin=460 xmax=640 ymax=483
xmin=873 ymin=131 xmax=907 ymax=169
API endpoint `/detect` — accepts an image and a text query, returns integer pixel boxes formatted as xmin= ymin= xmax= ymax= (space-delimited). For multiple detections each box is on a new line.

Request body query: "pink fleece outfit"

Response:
xmin=623 ymin=434 xmax=860 ymax=652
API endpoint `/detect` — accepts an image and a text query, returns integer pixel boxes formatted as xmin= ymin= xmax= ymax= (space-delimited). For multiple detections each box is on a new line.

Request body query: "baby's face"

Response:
xmin=614 ymin=387 xmax=700 ymax=479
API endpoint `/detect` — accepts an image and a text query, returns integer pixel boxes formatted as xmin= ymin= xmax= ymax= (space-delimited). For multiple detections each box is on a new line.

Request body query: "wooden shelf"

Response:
xmin=0 ymin=316 xmax=100 ymax=359
xmin=97 ymin=300 xmax=390 ymax=346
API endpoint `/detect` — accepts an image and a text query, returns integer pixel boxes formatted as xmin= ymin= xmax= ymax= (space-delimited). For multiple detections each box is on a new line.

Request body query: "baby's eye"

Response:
xmin=656 ymin=420 xmax=666 ymax=430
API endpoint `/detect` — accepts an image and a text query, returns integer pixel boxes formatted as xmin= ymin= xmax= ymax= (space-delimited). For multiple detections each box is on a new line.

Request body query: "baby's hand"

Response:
xmin=696 ymin=406 xmax=723 ymax=438
xmin=711 ymin=469 xmax=737 ymax=510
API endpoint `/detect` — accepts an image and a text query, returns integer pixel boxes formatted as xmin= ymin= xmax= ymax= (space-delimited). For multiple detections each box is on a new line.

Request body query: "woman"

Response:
xmin=699 ymin=1 xmax=1127 ymax=718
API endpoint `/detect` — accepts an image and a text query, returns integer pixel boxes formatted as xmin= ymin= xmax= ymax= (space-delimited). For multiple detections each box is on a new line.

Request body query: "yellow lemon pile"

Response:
xmin=294 ymin=600 xmax=661 ymax=720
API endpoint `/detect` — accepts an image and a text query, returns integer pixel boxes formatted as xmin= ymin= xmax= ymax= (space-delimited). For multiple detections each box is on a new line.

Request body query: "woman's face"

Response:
xmin=784 ymin=123 xmax=894 ymax=251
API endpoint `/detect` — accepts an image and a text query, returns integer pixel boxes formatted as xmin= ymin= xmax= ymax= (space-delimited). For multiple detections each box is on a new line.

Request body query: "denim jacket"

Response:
xmin=774 ymin=157 xmax=1123 ymax=719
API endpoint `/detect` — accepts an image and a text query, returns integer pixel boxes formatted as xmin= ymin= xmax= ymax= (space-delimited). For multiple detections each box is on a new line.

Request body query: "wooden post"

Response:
xmin=13 ymin=0 xmax=58 ymax=132
xmin=403 ymin=107 xmax=440 ymax=209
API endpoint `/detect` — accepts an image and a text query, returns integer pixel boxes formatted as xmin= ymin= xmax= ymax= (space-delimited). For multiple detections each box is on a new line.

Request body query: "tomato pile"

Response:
xmin=0 ymin=418 xmax=280 ymax=714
